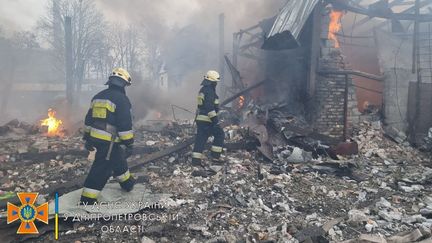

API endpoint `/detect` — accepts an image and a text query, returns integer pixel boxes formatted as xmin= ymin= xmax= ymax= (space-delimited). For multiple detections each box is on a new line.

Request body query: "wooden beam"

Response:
xmin=234 ymin=24 xmax=260 ymax=35
xmin=220 ymin=79 xmax=267 ymax=107
xmin=352 ymin=0 xmax=406 ymax=28
xmin=307 ymin=3 xmax=323 ymax=97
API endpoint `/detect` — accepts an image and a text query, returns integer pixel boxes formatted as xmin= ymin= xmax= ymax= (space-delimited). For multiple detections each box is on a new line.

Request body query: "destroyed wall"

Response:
xmin=259 ymin=14 xmax=315 ymax=114
xmin=375 ymin=31 xmax=415 ymax=133
xmin=376 ymin=25 xmax=432 ymax=143
xmin=263 ymin=47 xmax=308 ymax=113
xmin=312 ymin=12 xmax=360 ymax=138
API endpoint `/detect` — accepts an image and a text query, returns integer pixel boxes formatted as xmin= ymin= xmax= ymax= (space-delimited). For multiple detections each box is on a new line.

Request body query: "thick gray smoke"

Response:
xmin=96 ymin=0 xmax=285 ymax=41
xmin=96 ymin=0 xmax=287 ymax=121
xmin=0 ymin=0 xmax=286 ymax=126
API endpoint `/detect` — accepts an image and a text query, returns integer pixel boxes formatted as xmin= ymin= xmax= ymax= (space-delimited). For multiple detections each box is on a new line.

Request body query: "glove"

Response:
xmin=211 ymin=116 xmax=220 ymax=127
xmin=124 ymin=145 xmax=134 ymax=159
xmin=84 ymin=141 xmax=95 ymax=151
xmin=212 ymin=117 xmax=220 ymax=128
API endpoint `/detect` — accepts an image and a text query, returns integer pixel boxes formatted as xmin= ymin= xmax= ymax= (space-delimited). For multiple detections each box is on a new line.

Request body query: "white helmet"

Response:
xmin=108 ymin=67 xmax=132 ymax=86
xmin=204 ymin=70 xmax=220 ymax=82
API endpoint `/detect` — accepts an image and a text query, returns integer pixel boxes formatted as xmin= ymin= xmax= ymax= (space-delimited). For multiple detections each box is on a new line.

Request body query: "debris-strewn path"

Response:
xmin=0 ymin=120 xmax=431 ymax=242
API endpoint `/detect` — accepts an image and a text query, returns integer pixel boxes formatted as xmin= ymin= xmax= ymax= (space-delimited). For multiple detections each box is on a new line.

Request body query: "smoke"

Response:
xmin=0 ymin=0 xmax=47 ymax=33
xmin=128 ymin=75 xmax=201 ymax=121
xmin=95 ymin=0 xmax=286 ymax=119
xmin=95 ymin=0 xmax=285 ymax=40
xmin=0 ymin=0 xmax=286 ymax=126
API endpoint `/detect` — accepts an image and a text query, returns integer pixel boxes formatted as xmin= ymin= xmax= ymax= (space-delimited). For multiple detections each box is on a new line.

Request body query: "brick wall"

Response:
xmin=312 ymin=13 xmax=361 ymax=138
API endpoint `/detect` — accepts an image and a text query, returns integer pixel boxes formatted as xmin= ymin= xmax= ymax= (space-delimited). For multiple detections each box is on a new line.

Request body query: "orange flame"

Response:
xmin=328 ymin=10 xmax=344 ymax=48
xmin=40 ymin=108 xmax=63 ymax=137
xmin=238 ymin=96 xmax=245 ymax=109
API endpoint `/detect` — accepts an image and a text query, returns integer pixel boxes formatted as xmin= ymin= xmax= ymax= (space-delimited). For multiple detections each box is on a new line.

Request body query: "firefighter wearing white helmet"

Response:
xmin=192 ymin=70 xmax=225 ymax=166
xmin=106 ymin=67 xmax=132 ymax=87
xmin=80 ymin=67 xmax=136 ymax=205
xmin=204 ymin=70 xmax=220 ymax=82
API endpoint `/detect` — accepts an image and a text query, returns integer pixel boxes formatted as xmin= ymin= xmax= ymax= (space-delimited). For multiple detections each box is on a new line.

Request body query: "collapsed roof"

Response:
xmin=262 ymin=0 xmax=320 ymax=50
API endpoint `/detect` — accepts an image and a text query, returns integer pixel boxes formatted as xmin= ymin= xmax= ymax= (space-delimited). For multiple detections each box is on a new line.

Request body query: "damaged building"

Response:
xmin=228 ymin=0 xmax=432 ymax=145
xmin=0 ymin=0 xmax=432 ymax=242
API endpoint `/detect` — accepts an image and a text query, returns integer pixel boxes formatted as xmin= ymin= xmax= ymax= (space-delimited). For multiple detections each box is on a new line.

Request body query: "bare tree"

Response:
xmin=38 ymin=0 xmax=106 ymax=95
xmin=88 ymin=41 xmax=112 ymax=80
xmin=108 ymin=25 xmax=146 ymax=74
xmin=11 ymin=31 xmax=40 ymax=49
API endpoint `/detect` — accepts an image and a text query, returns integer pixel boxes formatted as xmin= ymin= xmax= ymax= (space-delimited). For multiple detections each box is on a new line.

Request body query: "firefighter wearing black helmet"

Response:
xmin=80 ymin=67 xmax=136 ymax=205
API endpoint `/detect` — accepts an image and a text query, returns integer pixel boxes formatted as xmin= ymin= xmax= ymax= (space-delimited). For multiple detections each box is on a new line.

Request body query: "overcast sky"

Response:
xmin=0 ymin=0 xmax=48 ymax=33
xmin=1 ymin=0 xmax=416 ymax=37
xmin=0 ymin=0 xmax=281 ymax=33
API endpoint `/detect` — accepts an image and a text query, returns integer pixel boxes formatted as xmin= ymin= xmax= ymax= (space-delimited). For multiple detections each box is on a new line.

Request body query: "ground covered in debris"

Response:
xmin=0 ymin=118 xmax=431 ymax=243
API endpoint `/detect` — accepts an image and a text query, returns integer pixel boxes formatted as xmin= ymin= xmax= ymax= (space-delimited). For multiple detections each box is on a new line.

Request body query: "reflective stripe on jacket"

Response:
xmin=196 ymin=80 xmax=219 ymax=123
xmin=84 ymin=85 xmax=134 ymax=145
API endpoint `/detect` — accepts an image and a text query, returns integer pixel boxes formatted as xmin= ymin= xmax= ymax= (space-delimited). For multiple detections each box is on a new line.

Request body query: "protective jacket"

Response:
xmin=83 ymin=85 xmax=134 ymax=146
xmin=80 ymin=85 xmax=135 ymax=205
xmin=196 ymin=79 xmax=219 ymax=124
xmin=192 ymin=79 xmax=224 ymax=165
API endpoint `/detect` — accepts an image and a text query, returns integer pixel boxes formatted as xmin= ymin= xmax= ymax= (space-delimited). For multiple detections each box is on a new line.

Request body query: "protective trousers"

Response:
xmin=80 ymin=144 xmax=134 ymax=204
xmin=192 ymin=121 xmax=224 ymax=165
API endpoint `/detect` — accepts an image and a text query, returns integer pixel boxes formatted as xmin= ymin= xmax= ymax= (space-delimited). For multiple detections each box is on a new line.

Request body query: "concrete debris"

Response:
xmin=141 ymin=236 xmax=156 ymax=243
xmin=420 ymin=208 xmax=432 ymax=217
xmin=423 ymin=128 xmax=432 ymax=151
xmin=342 ymin=228 xmax=430 ymax=243
xmin=0 ymin=113 xmax=430 ymax=242
xmin=286 ymin=147 xmax=313 ymax=163
xmin=365 ymin=220 xmax=379 ymax=232
xmin=378 ymin=210 xmax=402 ymax=222
xmin=383 ymin=126 xmax=407 ymax=144
xmin=387 ymin=229 xmax=424 ymax=243
xmin=0 ymin=119 xmax=39 ymax=137
xmin=402 ymin=215 xmax=427 ymax=224
xmin=376 ymin=197 xmax=392 ymax=208
xmin=349 ymin=209 xmax=369 ymax=222
xmin=358 ymin=233 xmax=387 ymax=243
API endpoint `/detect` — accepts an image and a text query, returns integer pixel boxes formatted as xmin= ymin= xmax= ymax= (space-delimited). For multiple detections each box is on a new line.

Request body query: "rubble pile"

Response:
xmin=0 ymin=117 xmax=431 ymax=242
xmin=354 ymin=121 xmax=427 ymax=164
xmin=0 ymin=119 xmax=39 ymax=137
xmin=0 ymin=120 xmax=193 ymax=202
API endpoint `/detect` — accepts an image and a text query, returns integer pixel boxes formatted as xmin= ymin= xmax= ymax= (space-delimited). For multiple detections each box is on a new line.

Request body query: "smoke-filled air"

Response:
xmin=0 ymin=0 xmax=285 ymax=126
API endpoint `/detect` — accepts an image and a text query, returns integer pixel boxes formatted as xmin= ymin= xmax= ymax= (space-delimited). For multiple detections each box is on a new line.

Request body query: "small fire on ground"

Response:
xmin=238 ymin=96 xmax=245 ymax=109
xmin=328 ymin=9 xmax=344 ymax=48
xmin=40 ymin=108 xmax=64 ymax=137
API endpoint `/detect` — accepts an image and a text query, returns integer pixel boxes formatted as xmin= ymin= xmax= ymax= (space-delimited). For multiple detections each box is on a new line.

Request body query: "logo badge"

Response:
xmin=7 ymin=192 xmax=49 ymax=234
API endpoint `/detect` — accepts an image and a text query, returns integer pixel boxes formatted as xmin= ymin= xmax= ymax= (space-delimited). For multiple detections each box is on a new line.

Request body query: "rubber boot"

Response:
xmin=79 ymin=195 xmax=97 ymax=206
xmin=120 ymin=175 xmax=136 ymax=192
xmin=192 ymin=158 xmax=203 ymax=167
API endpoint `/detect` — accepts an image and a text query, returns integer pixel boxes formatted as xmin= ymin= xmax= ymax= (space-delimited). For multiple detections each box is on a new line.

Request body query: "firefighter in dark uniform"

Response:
xmin=192 ymin=70 xmax=225 ymax=166
xmin=80 ymin=67 xmax=136 ymax=204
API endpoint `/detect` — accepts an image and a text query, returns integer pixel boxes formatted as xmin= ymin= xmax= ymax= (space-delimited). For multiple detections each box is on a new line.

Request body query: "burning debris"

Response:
xmin=40 ymin=108 xmax=64 ymax=137
xmin=238 ymin=95 xmax=245 ymax=109
xmin=328 ymin=9 xmax=344 ymax=48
